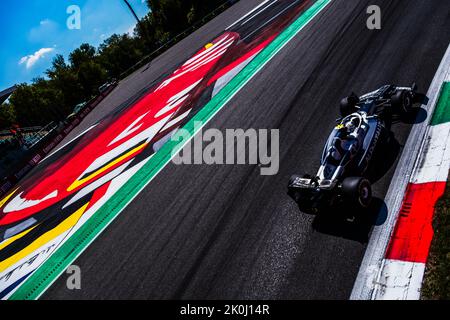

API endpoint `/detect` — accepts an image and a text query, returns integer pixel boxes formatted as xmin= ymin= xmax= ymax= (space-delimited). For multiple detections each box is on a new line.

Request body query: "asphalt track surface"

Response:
xmin=43 ymin=0 xmax=449 ymax=299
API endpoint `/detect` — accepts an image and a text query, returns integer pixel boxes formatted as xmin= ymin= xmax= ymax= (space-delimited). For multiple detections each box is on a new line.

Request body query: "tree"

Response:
xmin=77 ymin=59 xmax=107 ymax=99
xmin=69 ymin=43 xmax=96 ymax=71
xmin=98 ymin=34 xmax=144 ymax=78
xmin=134 ymin=14 xmax=157 ymax=52
xmin=69 ymin=44 xmax=107 ymax=100
xmin=146 ymin=0 xmax=191 ymax=36
xmin=9 ymin=80 xmax=65 ymax=127
xmin=46 ymin=54 xmax=83 ymax=112
xmin=5 ymin=0 xmax=228 ymax=128
xmin=0 ymin=102 xmax=16 ymax=129
xmin=138 ymin=0 xmax=226 ymax=51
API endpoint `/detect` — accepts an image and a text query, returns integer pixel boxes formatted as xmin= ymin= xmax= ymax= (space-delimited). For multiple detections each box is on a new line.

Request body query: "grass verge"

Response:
xmin=422 ymin=177 xmax=450 ymax=299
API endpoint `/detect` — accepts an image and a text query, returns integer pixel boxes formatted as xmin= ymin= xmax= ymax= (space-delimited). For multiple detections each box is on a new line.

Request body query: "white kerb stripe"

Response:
xmin=373 ymin=259 xmax=425 ymax=300
xmin=413 ymin=122 xmax=450 ymax=184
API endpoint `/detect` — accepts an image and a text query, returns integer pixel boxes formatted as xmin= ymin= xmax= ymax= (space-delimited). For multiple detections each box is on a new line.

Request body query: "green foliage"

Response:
xmin=142 ymin=0 xmax=226 ymax=43
xmin=98 ymin=34 xmax=144 ymax=79
xmin=3 ymin=0 xmax=229 ymax=129
xmin=46 ymin=54 xmax=84 ymax=111
xmin=422 ymin=183 xmax=450 ymax=300
xmin=187 ymin=6 xmax=197 ymax=25
xmin=69 ymin=44 xmax=107 ymax=99
xmin=0 ymin=102 xmax=16 ymax=128
xmin=9 ymin=80 xmax=66 ymax=126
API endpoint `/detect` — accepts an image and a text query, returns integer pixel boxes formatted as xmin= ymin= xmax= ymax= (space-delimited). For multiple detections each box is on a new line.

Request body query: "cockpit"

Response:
xmin=322 ymin=113 xmax=365 ymax=166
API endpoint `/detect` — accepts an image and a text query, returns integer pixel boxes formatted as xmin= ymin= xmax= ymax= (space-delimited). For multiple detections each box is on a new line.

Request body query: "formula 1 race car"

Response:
xmin=288 ymin=84 xmax=425 ymax=212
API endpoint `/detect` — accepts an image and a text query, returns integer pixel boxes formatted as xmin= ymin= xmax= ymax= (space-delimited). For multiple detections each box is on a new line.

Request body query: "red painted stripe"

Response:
xmin=207 ymin=36 xmax=275 ymax=86
xmin=385 ymin=182 xmax=446 ymax=263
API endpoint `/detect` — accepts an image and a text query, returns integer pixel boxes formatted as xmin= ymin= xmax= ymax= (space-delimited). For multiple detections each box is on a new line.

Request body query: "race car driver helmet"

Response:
xmin=344 ymin=116 xmax=359 ymax=133
xmin=345 ymin=120 xmax=356 ymax=133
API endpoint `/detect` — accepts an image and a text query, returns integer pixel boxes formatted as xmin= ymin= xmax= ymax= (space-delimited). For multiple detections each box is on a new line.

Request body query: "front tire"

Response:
xmin=341 ymin=177 xmax=372 ymax=208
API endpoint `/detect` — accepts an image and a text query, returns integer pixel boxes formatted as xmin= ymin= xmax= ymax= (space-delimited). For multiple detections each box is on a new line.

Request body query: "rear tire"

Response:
xmin=342 ymin=177 xmax=372 ymax=208
xmin=340 ymin=97 xmax=357 ymax=117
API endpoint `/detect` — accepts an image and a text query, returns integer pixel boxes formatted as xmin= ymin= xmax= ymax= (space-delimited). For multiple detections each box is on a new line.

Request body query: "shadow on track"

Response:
xmin=365 ymin=133 xmax=401 ymax=184
xmin=367 ymin=105 xmax=428 ymax=183
xmin=392 ymin=106 xmax=428 ymax=125
xmin=311 ymin=198 xmax=388 ymax=243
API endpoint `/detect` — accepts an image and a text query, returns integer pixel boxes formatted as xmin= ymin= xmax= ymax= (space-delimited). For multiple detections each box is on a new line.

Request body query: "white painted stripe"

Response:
xmin=185 ymin=42 xmax=233 ymax=70
xmin=62 ymin=160 xmax=131 ymax=209
xmin=242 ymin=0 xmax=304 ymax=42
xmin=373 ymin=259 xmax=425 ymax=300
xmin=80 ymin=113 xmax=172 ymax=178
xmin=156 ymin=40 xmax=233 ymax=91
xmin=108 ymin=112 xmax=150 ymax=146
xmin=161 ymin=110 xmax=191 ymax=131
xmin=155 ymin=80 xmax=201 ymax=118
xmin=212 ymin=52 xmax=259 ymax=97
xmin=0 ymin=154 xmax=154 ymax=298
xmin=41 ymin=124 xmax=98 ymax=162
xmin=3 ymin=191 xmax=58 ymax=214
xmin=351 ymin=44 xmax=450 ymax=300
xmin=226 ymin=0 xmax=276 ymax=30
xmin=413 ymin=122 xmax=450 ymax=184
xmin=183 ymin=35 xmax=233 ymax=67
xmin=187 ymin=48 xmax=231 ymax=73
xmin=240 ymin=0 xmax=278 ymax=26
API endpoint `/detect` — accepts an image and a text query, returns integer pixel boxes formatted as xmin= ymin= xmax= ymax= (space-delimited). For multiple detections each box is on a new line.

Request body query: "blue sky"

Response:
xmin=0 ymin=0 xmax=149 ymax=89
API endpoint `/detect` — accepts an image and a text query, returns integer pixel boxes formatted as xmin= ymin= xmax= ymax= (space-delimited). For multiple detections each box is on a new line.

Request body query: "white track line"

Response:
xmin=226 ymin=0 xmax=276 ymax=30
xmin=240 ymin=0 xmax=278 ymax=26
xmin=41 ymin=124 xmax=99 ymax=162
xmin=242 ymin=0 xmax=304 ymax=41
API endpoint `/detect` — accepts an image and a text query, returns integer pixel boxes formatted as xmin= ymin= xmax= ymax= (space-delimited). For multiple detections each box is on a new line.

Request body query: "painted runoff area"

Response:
xmin=351 ymin=44 xmax=450 ymax=300
xmin=0 ymin=0 xmax=307 ymax=300
xmin=8 ymin=0 xmax=332 ymax=300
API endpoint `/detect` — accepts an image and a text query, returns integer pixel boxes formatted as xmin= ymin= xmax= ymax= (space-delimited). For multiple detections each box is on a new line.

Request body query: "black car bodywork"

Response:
xmin=288 ymin=84 xmax=426 ymax=212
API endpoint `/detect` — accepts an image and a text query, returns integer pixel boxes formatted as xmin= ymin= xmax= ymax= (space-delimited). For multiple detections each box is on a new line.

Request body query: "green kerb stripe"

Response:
xmin=431 ymin=82 xmax=450 ymax=126
xmin=9 ymin=0 xmax=332 ymax=300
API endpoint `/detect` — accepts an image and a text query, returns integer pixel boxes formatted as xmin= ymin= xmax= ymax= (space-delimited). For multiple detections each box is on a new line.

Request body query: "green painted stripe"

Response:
xmin=430 ymin=82 xmax=450 ymax=126
xmin=9 ymin=0 xmax=332 ymax=300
